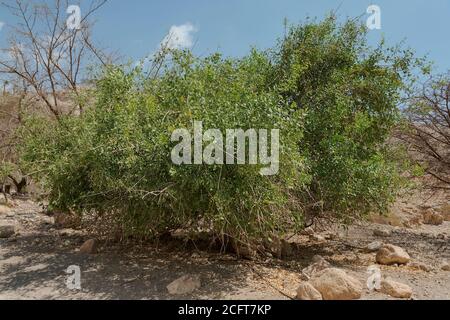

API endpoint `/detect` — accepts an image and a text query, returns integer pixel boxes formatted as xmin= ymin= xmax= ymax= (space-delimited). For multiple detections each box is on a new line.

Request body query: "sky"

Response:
xmin=0 ymin=0 xmax=449 ymax=73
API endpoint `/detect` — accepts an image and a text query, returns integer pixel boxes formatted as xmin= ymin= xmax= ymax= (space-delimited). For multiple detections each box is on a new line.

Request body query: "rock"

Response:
xmin=302 ymin=255 xmax=331 ymax=278
xmin=408 ymin=261 xmax=432 ymax=272
xmin=0 ymin=205 xmax=11 ymax=215
xmin=376 ymin=244 xmax=410 ymax=265
xmin=373 ymin=229 xmax=391 ymax=237
xmin=310 ymin=268 xmax=362 ymax=300
xmin=309 ymin=234 xmax=326 ymax=242
xmin=422 ymin=209 xmax=444 ymax=226
xmin=365 ymin=241 xmax=383 ymax=253
xmin=378 ymin=278 xmax=413 ymax=299
xmin=79 ymin=239 xmax=98 ymax=254
xmin=296 ymin=282 xmax=323 ymax=300
xmin=167 ymin=275 xmax=201 ymax=295
xmin=441 ymin=261 xmax=450 ymax=271
xmin=0 ymin=224 xmax=15 ymax=238
xmin=436 ymin=233 xmax=446 ymax=240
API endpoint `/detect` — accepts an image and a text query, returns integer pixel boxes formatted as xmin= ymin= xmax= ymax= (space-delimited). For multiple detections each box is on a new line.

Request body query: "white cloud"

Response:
xmin=0 ymin=22 xmax=5 ymax=31
xmin=160 ymin=22 xmax=198 ymax=50
xmin=135 ymin=23 xmax=198 ymax=74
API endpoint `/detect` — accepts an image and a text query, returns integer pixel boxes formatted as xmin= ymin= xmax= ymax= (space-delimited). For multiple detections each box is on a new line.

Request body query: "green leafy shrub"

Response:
xmin=19 ymin=17 xmax=421 ymax=244
xmin=270 ymin=16 xmax=422 ymax=222
xmin=20 ymin=51 xmax=307 ymax=242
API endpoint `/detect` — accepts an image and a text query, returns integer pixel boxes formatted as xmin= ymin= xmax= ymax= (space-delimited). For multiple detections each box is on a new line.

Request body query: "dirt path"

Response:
xmin=0 ymin=198 xmax=449 ymax=300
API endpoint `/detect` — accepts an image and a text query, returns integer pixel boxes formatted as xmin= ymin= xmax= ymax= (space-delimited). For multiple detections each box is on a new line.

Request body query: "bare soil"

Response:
xmin=0 ymin=190 xmax=449 ymax=300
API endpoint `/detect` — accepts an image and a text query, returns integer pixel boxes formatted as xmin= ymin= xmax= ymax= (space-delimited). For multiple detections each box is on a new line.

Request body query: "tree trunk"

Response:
xmin=8 ymin=175 xmax=27 ymax=194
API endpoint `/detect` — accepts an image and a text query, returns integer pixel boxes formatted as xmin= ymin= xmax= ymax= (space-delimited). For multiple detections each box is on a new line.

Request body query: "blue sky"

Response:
xmin=1 ymin=0 xmax=450 ymax=73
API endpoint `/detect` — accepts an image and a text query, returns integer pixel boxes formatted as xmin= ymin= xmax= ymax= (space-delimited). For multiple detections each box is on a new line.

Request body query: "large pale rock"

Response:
xmin=167 ymin=275 xmax=201 ymax=295
xmin=296 ymin=282 xmax=323 ymax=300
xmin=310 ymin=268 xmax=362 ymax=300
xmin=422 ymin=209 xmax=444 ymax=226
xmin=0 ymin=224 xmax=15 ymax=238
xmin=79 ymin=239 xmax=98 ymax=254
xmin=376 ymin=244 xmax=410 ymax=265
xmin=378 ymin=278 xmax=413 ymax=299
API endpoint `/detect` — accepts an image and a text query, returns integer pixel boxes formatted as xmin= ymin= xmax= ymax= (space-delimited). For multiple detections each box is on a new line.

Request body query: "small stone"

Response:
xmin=309 ymin=234 xmax=326 ymax=242
xmin=79 ymin=239 xmax=98 ymax=254
xmin=167 ymin=275 xmax=201 ymax=295
xmin=296 ymin=282 xmax=323 ymax=300
xmin=373 ymin=229 xmax=391 ymax=237
xmin=378 ymin=278 xmax=413 ymax=299
xmin=422 ymin=209 xmax=444 ymax=226
xmin=0 ymin=224 xmax=15 ymax=238
xmin=376 ymin=244 xmax=410 ymax=265
xmin=408 ymin=262 xmax=432 ymax=272
xmin=436 ymin=234 xmax=446 ymax=240
xmin=310 ymin=268 xmax=362 ymax=300
xmin=365 ymin=241 xmax=383 ymax=253
xmin=441 ymin=261 xmax=450 ymax=271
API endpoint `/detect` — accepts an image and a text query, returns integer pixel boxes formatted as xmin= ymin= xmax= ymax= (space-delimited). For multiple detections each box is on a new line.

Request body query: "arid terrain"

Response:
xmin=0 ymin=186 xmax=449 ymax=300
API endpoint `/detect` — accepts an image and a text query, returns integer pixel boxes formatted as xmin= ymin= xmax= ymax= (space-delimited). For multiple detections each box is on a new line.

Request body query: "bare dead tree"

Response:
xmin=0 ymin=0 xmax=111 ymax=194
xmin=399 ymin=73 xmax=450 ymax=189
xmin=0 ymin=0 xmax=110 ymax=118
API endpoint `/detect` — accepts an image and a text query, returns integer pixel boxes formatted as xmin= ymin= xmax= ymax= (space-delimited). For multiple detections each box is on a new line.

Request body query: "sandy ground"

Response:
xmin=0 ymin=195 xmax=449 ymax=300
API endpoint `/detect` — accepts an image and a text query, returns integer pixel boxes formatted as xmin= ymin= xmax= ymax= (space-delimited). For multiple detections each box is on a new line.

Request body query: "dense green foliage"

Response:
xmin=19 ymin=17 xmax=421 ymax=243
xmin=270 ymin=17 xmax=419 ymax=221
